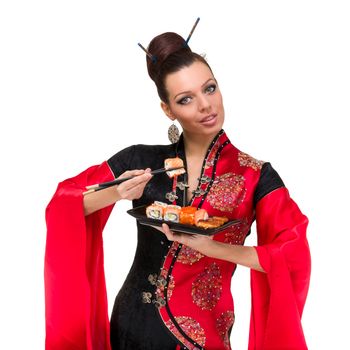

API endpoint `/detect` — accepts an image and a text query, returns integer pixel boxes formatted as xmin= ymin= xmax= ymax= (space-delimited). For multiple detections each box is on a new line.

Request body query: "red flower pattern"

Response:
xmin=165 ymin=316 xmax=206 ymax=349
xmin=192 ymin=262 xmax=222 ymax=310
xmin=170 ymin=242 xmax=204 ymax=265
xmin=207 ymin=173 xmax=246 ymax=212
xmin=216 ymin=310 xmax=235 ymax=349
xmin=224 ymin=219 xmax=250 ymax=245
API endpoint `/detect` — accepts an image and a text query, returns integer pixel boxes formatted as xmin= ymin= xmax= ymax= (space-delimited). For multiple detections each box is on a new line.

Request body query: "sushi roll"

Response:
xmin=164 ymin=157 xmax=186 ymax=178
xmin=179 ymin=206 xmax=197 ymax=225
xmin=154 ymin=201 xmax=168 ymax=209
xmin=194 ymin=208 xmax=209 ymax=226
xmin=146 ymin=203 xmax=165 ymax=220
xmin=163 ymin=205 xmax=181 ymax=223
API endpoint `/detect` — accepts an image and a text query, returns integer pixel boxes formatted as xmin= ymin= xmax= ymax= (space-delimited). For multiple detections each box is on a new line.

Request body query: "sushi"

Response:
xmin=194 ymin=209 xmax=209 ymax=226
xmin=196 ymin=216 xmax=229 ymax=229
xmin=212 ymin=216 xmax=229 ymax=225
xmin=146 ymin=203 xmax=165 ymax=220
xmin=179 ymin=206 xmax=197 ymax=225
xmin=154 ymin=201 xmax=168 ymax=209
xmin=164 ymin=157 xmax=186 ymax=178
xmin=163 ymin=205 xmax=181 ymax=223
xmin=145 ymin=201 xmax=228 ymax=229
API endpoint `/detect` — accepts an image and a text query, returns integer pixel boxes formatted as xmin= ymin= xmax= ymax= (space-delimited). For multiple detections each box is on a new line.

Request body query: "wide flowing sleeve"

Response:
xmin=44 ymin=146 xmax=135 ymax=350
xmin=248 ymin=163 xmax=311 ymax=350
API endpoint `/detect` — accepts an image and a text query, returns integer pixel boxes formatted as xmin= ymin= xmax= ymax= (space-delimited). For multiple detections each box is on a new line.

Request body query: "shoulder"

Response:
xmin=235 ymin=148 xmax=265 ymax=172
xmin=133 ymin=143 xmax=176 ymax=158
xmin=253 ymin=162 xmax=285 ymax=205
xmin=228 ymin=142 xmax=264 ymax=172
xmin=229 ymin=143 xmax=285 ymax=204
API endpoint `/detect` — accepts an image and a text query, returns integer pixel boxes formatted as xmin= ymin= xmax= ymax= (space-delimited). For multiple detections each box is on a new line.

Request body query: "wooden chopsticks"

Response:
xmin=83 ymin=166 xmax=184 ymax=196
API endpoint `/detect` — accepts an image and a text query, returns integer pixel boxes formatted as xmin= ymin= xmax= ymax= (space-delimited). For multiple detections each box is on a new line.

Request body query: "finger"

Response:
xmin=123 ymin=175 xmax=152 ymax=195
xmin=116 ymin=169 xmax=144 ymax=180
xmin=119 ymin=168 xmax=152 ymax=179
xmin=150 ymin=225 xmax=164 ymax=232
xmin=162 ymin=223 xmax=180 ymax=242
xmin=120 ymin=172 xmax=153 ymax=191
xmin=162 ymin=223 xmax=172 ymax=235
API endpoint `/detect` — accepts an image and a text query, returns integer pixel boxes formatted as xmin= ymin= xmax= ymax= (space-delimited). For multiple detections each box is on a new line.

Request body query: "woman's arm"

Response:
xmin=160 ymin=224 xmax=265 ymax=272
xmin=83 ymin=169 xmax=153 ymax=216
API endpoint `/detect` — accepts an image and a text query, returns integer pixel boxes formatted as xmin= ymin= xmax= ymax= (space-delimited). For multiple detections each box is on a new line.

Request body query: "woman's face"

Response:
xmin=161 ymin=60 xmax=225 ymax=139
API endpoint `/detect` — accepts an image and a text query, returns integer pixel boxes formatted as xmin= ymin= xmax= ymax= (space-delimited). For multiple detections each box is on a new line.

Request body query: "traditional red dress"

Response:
xmin=44 ymin=129 xmax=311 ymax=349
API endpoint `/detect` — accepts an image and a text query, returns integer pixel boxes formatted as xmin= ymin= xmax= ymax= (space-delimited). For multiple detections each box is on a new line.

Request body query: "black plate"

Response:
xmin=127 ymin=205 xmax=241 ymax=236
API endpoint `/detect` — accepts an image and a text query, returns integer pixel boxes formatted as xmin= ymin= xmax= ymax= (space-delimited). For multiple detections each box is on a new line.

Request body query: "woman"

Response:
xmin=44 ymin=23 xmax=311 ymax=350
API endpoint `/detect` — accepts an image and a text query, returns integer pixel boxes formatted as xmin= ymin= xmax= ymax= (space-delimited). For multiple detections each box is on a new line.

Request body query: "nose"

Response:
xmin=197 ymin=93 xmax=211 ymax=113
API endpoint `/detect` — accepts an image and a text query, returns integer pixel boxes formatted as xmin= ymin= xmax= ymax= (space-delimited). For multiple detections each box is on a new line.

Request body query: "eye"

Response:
xmin=177 ymin=96 xmax=192 ymax=105
xmin=205 ymin=84 xmax=216 ymax=94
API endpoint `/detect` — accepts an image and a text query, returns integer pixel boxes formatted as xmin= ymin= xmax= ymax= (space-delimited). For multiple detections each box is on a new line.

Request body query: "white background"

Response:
xmin=1 ymin=1 xmax=349 ymax=349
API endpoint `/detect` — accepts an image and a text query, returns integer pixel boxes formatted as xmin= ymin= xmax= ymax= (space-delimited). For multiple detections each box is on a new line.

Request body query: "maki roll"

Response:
xmin=163 ymin=205 xmax=181 ymax=223
xmin=154 ymin=201 xmax=168 ymax=209
xmin=164 ymin=157 xmax=186 ymax=178
xmin=146 ymin=203 xmax=165 ymax=220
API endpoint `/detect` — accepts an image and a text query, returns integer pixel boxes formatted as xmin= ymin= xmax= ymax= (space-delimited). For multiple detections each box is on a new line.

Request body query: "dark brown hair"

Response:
xmin=146 ymin=32 xmax=213 ymax=103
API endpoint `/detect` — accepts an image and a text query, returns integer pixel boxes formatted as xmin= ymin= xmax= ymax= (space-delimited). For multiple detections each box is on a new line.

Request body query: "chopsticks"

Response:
xmin=83 ymin=166 xmax=184 ymax=196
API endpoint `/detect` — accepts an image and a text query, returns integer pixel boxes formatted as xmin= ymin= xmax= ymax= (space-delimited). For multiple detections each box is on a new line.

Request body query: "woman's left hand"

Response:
xmin=155 ymin=223 xmax=265 ymax=272
xmin=157 ymin=223 xmax=215 ymax=256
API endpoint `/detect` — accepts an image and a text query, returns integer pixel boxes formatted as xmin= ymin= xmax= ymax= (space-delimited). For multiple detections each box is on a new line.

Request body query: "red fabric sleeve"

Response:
xmin=249 ymin=187 xmax=311 ymax=350
xmin=44 ymin=161 xmax=115 ymax=350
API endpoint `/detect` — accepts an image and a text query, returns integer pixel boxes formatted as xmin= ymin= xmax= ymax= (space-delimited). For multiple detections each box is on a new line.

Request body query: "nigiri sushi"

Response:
xmin=196 ymin=218 xmax=221 ymax=229
xmin=194 ymin=208 xmax=209 ymax=226
xmin=212 ymin=216 xmax=229 ymax=225
xmin=196 ymin=216 xmax=228 ymax=229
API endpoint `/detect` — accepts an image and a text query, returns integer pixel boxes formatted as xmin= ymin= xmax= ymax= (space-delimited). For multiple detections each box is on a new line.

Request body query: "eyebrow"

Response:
xmin=173 ymin=78 xmax=216 ymax=100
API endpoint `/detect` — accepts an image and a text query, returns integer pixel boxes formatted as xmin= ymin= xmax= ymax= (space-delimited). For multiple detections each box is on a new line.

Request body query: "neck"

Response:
xmin=182 ymin=130 xmax=220 ymax=158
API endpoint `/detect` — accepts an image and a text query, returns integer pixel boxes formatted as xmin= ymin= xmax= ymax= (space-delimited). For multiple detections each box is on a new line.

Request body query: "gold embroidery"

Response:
xmin=170 ymin=242 xmax=204 ymax=265
xmin=207 ymin=173 xmax=246 ymax=212
xmin=165 ymin=316 xmax=206 ymax=349
xmin=192 ymin=262 xmax=222 ymax=310
xmin=238 ymin=151 xmax=264 ymax=171
xmin=216 ymin=311 xmax=235 ymax=349
xmin=224 ymin=219 xmax=250 ymax=245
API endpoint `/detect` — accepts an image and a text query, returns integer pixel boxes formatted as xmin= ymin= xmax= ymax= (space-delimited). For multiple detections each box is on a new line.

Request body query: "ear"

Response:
xmin=160 ymin=101 xmax=176 ymax=121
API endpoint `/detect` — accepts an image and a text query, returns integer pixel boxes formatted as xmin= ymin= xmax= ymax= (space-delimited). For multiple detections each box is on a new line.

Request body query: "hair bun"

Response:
xmin=146 ymin=32 xmax=191 ymax=82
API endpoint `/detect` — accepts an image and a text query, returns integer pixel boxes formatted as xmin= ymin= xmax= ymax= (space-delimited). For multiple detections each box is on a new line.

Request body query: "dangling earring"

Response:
xmin=168 ymin=122 xmax=180 ymax=144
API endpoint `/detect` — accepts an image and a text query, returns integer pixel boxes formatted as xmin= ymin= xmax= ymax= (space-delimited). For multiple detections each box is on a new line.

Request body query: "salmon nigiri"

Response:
xmin=194 ymin=209 xmax=209 ymax=226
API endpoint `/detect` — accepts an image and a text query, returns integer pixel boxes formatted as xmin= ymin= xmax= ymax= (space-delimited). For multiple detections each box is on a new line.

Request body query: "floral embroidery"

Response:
xmin=216 ymin=311 xmax=235 ymax=349
xmin=224 ymin=219 xmax=250 ymax=245
xmin=238 ymin=151 xmax=264 ymax=171
xmin=155 ymin=268 xmax=175 ymax=301
xmin=165 ymin=316 xmax=206 ymax=349
xmin=207 ymin=173 xmax=246 ymax=212
xmin=170 ymin=242 xmax=204 ymax=265
xmin=192 ymin=262 xmax=222 ymax=310
xmin=205 ymin=141 xmax=220 ymax=169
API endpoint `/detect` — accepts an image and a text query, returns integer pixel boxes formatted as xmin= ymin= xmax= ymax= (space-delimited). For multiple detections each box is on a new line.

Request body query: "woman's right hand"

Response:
xmin=84 ymin=168 xmax=152 ymax=216
xmin=115 ymin=168 xmax=153 ymax=201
